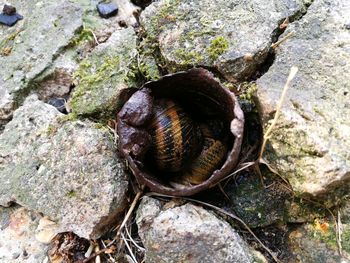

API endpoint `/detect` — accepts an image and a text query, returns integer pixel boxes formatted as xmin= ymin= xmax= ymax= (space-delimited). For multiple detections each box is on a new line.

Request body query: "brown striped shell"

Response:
xmin=148 ymin=99 xmax=200 ymax=172
xmin=117 ymin=68 xmax=244 ymax=196
xmin=180 ymin=125 xmax=228 ymax=185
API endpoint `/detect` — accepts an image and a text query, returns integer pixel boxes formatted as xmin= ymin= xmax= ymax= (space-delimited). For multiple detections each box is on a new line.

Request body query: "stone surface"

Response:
xmin=226 ymin=170 xmax=293 ymax=227
xmin=97 ymin=3 xmax=119 ymax=18
xmin=140 ymin=0 xmax=307 ymax=81
xmin=287 ymin=216 xmax=350 ymax=262
xmin=0 ymin=205 xmax=49 ymax=263
xmin=255 ymin=0 xmax=350 ymax=198
xmin=136 ymin=197 xmax=254 ymax=263
xmin=0 ymin=0 xmax=82 ymax=127
xmin=0 ymin=13 xmax=23 ymax=26
xmin=69 ymin=27 xmax=138 ymax=117
xmin=0 ymin=95 xmax=129 ymax=239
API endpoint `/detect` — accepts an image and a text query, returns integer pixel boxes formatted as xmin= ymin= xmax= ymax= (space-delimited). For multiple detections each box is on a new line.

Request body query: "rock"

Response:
xmin=0 ymin=95 xmax=129 ymax=239
xmin=3 ymin=4 xmax=16 ymax=15
xmin=225 ymin=170 xmax=293 ymax=228
xmin=97 ymin=2 xmax=119 ymax=18
xmin=0 ymin=0 xmax=82 ymax=128
xmin=131 ymin=0 xmax=153 ymax=9
xmin=140 ymin=0 xmax=307 ymax=81
xmin=47 ymin=98 xmax=68 ymax=114
xmin=255 ymin=0 xmax=350 ymax=199
xmin=136 ymin=197 xmax=254 ymax=263
xmin=287 ymin=219 xmax=350 ymax=262
xmin=0 ymin=13 xmax=23 ymax=27
xmin=0 ymin=205 xmax=49 ymax=263
xmin=69 ymin=27 xmax=138 ymax=117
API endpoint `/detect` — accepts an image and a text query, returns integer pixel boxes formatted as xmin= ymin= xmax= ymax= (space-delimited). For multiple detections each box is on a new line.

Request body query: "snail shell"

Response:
xmin=180 ymin=123 xmax=228 ymax=185
xmin=148 ymin=99 xmax=200 ymax=172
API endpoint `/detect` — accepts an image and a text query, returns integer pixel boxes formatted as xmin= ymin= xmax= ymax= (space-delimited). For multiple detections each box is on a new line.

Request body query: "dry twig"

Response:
xmin=271 ymin=31 xmax=295 ymax=49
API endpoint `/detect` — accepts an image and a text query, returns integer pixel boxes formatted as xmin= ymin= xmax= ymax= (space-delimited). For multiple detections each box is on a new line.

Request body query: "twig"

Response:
xmin=95 ymin=243 xmax=101 ymax=263
xmin=337 ymin=209 xmax=343 ymax=256
xmin=121 ymin=233 xmax=138 ymax=263
xmin=220 ymin=162 xmax=255 ymax=182
xmin=84 ymin=242 xmax=94 ymax=258
xmin=81 ymin=247 xmax=111 ymax=263
xmin=271 ymin=31 xmax=295 ymax=49
xmin=125 ymin=224 xmax=146 ymax=252
xmin=147 ymin=192 xmax=281 ymax=263
xmin=258 ymin=66 xmax=298 ymax=160
xmin=108 ymin=186 xmax=145 ymax=246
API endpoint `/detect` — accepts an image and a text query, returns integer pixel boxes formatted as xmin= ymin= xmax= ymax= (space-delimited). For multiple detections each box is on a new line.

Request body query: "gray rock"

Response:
xmin=136 ymin=197 xmax=253 ymax=263
xmin=255 ymin=0 xmax=350 ymax=198
xmin=140 ymin=0 xmax=307 ymax=80
xmin=0 ymin=0 xmax=83 ymax=127
xmin=226 ymin=171 xmax=293 ymax=227
xmin=69 ymin=27 xmax=138 ymax=117
xmin=0 ymin=95 xmax=128 ymax=239
xmin=287 ymin=218 xmax=350 ymax=262
xmin=0 ymin=206 xmax=49 ymax=263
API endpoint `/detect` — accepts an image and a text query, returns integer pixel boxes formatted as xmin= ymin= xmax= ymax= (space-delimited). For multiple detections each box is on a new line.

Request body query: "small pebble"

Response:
xmin=48 ymin=98 xmax=68 ymax=114
xmin=96 ymin=2 xmax=118 ymax=18
xmin=3 ymin=4 xmax=16 ymax=15
xmin=131 ymin=0 xmax=153 ymax=8
xmin=0 ymin=5 xmax=23 ymax=27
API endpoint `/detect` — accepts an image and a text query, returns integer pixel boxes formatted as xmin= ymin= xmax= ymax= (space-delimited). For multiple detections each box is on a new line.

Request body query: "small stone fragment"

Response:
xmin=131 ymin=0 xmax=152 ymax=8
xmin=3 ymin=4 xmax=16 ymax=15
xmin=97 ymin=2 xmax=118 ymax=18
xmin=48 ymin=98 xmax=68 ymax=114
xmin=35 ymin=217 xmax=59 ymax=244
xmin=0 ymin=13 xmax=23 ymax=26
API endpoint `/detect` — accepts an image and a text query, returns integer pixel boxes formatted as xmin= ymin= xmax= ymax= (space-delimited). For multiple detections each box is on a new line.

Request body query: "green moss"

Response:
xmin=207 ymin=36 xmax=229 ymax=61
xmin=73 ymin=55 xmax=121 ymax=87
xmin=58 ymin=113 xmax=78 ymax=123
xmin=0 ymin=29 xmax=21 ymax=56
xmin=70 ymin=55 xmax=122 ymax=116
xmin=69 ymin=27 xmax=95 ymax=47
xmin=239 ymin=82 xmax=258 ymax=101
xmin=310 ymin=220 xmax=338 ymax=249
xmin=343 ymin=228 xmax=350 ymax=253
xmin=46 ymin=124 xmax=58 ymax=136
xmin=173 ymin=48 xmax=204 ymax=66
xmin=67 ymin=190 xmax=76 ymax=198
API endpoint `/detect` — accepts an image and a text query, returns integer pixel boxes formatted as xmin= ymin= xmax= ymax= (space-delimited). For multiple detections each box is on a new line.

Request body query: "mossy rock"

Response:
xmin=69 ymin=28 xmax=139 ymax=118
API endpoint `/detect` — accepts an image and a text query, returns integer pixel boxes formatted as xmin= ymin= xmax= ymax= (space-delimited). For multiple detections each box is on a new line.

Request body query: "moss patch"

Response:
xmin=207 ymin=36 xmax=229 ymax=61
xmin=0 ymin=29 xmax=22 ymax=56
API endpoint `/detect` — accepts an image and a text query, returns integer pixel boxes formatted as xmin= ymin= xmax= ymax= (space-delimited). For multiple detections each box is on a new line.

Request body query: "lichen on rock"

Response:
xmin=136 ymin=197 xmax=254 ymax=263
xmin=255 ymin=0 xmax=350 ymax=199
xmin=0 ymin=95 xmax=128 ymax=239
xmin=69 ymin=27 xmax=139 ymax=118
xmin=140 ymin=0 xmax=307 ymax=80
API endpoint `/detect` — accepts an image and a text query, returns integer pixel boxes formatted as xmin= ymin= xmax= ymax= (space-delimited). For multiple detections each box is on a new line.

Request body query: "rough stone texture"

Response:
xmin=255 ymin=0 xmax=350 ymax=198
xmin=140 ymin=0 xmax=307 ymax=81
xmin=76 ymin=0 xmax=140 ymax=40
xmin=226 ymin=171 xmax=293 ymax=227
xmin=136 ymin=197 xmax=253 ymax=263
xmin=69 ymin=27 xmax=138 ymax=117
xmin=287 ymin=216 xmax=350 ymax=262
xmin=0 ymin=0 xmax=83 ymax=127
xmin=0 ymin=205 xmax=49 ymax=263
xmin=0 ymin=96 xmax=128 ymax=239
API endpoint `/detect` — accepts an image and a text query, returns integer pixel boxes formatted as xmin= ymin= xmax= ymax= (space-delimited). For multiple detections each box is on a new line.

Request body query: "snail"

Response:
xmin=147 ymin=99 xmax=201 ymax=172
xmin=174 ymin=122 xmax=228 ymax=185
xmin=117 ymin=68 xmax=244 ymax=196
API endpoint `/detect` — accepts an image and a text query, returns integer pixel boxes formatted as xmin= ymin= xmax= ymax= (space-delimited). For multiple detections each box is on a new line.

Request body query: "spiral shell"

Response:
xmin=180 ymin=123 xmax=228 ymax=184
xmin=148 ymin=99 xmax=200 ymax=172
